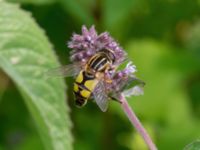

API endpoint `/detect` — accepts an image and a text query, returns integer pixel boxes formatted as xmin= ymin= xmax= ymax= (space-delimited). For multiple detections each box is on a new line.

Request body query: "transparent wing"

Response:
xmin=111 ymin=76 xmax=145 ymax=99
xmin=44 ymin=63 xmax=82 ymax=78
xmin=118 ymin=76 xmax=145 ymax=92
xmin=92 ymin=81 xmax=109 ymax=112
xmin=122 ymin=85 xmax=144 ymax=97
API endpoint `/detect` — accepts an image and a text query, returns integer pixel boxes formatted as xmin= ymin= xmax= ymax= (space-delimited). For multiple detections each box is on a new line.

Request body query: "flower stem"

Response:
xmin=119 ymin=94 xmax=157 ymax=150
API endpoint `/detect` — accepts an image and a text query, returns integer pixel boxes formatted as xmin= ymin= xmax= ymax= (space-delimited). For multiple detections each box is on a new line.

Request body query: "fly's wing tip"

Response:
xmin=99 ymin=103 xmax=108 ymax=112
xmin=122 ymin=85 xmax=144 ymax=97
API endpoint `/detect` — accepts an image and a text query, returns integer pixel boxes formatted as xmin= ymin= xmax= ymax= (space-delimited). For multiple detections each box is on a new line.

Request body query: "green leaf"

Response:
xmin=0 ymin=1 xmax=72 ymax=150
xmin=184 ymin=140 xmax=200 ymax=150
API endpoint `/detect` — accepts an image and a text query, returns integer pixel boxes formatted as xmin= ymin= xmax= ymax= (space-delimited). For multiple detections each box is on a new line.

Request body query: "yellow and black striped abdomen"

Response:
xmin=73 ymin=70 xmax=98 ymax=107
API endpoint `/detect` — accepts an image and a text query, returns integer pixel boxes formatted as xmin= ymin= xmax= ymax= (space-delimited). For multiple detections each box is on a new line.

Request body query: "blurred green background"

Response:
xmin=0 ymin=0 xmax=200 ymax=150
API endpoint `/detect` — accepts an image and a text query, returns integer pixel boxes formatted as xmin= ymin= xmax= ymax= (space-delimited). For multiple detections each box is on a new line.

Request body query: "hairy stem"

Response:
xmin=119 ymin=94 xmax=157 ymax=150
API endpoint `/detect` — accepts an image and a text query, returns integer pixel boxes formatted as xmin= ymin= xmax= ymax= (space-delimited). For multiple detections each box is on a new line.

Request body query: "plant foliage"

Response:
xmin=0 ymin=1 xmax=72 ymax=150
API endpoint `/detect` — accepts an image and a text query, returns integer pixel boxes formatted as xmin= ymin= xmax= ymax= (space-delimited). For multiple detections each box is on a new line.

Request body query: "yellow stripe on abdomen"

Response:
xmin=84 ymin=79 xmax=98 ymax=91
xmin=75 ymin=71 xmax=84 ymax=83
xmin=81 ymin=90 xmax=91 ymax=98
xmin=73 ymin=83 xmax=79 ymax=92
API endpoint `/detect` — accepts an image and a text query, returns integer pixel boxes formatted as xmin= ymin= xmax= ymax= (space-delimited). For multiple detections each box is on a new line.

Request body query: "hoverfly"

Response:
xmin=45 ymin=49 xmax=116 ymax=112
xmin=45 ymin=49 xmax=143 ymax=112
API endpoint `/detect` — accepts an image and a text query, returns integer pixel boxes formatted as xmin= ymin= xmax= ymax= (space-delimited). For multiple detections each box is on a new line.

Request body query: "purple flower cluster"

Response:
xmin=68 ymin=25 xmax=126 ymax=65
xmin=68 ymin=25 xmax=144 ymax=98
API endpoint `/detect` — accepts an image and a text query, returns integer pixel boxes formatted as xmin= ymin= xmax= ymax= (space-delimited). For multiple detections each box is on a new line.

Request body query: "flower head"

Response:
xmin=68 ymin=25 xmax=144 ymax=99
xmin=68 ymin=25 xmax=127 ymax=65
